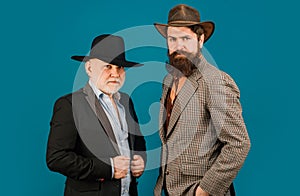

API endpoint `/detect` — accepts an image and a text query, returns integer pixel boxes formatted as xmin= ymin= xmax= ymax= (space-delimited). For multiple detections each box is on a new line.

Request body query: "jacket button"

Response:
xmin=165 ymin=171 xmax=169 ymax=175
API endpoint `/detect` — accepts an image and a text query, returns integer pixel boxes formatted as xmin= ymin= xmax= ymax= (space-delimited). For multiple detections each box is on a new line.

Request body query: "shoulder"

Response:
xmin=201 ymin=63 xmax=237 ymax=84
xmin=53 ymin=88 xmax=84 ymax=106
xmin=200 ymin=63 xmax=240 ymax=97
xmin=119 ymin=91 xmax=130 ymax=99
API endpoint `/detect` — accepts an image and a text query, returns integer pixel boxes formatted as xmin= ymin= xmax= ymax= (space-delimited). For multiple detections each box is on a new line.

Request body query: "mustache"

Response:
xmin=169 ymin=51 xmax=191 ymax=58
xmin=107 ymin=79 xmax=121 ymax=83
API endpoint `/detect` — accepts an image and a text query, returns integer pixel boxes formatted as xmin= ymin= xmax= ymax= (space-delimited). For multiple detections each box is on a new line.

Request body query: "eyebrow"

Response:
xmin=167 ymin=35 xmax=192 ymax=39
xmin=167 ymin=35 xmax=176 ymax=39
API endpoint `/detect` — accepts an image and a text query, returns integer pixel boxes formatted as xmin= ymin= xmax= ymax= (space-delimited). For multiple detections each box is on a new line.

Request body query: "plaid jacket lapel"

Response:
xmin=159 ymin=70 xmax=203 ymax=139
xmin=159 ymin=74 xmax=172 ymax=142
xmin=166 ymin=75 xmax=198 ymax=137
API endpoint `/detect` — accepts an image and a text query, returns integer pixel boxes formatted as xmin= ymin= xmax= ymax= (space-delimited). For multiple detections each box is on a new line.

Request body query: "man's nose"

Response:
xmin=110 ymin=67 xmax=120 ymax=77
xmin=175 ymin=40 xmax=184 ymax=51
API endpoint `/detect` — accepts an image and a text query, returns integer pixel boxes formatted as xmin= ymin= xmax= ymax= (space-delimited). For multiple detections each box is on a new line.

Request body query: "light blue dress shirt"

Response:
xmin=89 ymin=80 xmax=131 ymax=196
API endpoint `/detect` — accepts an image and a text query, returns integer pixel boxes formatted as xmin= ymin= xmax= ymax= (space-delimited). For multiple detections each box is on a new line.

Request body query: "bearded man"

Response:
xmin=153 ymin=4 xmax=251 ymax=196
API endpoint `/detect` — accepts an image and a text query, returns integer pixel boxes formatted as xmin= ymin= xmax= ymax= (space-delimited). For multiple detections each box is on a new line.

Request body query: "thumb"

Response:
xmin=133 ymin=155 xmax=140 ymax=160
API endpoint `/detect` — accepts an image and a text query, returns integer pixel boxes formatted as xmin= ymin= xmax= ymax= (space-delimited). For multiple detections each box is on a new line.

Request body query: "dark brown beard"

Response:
xmin=167 ymin=51 xmax=197 ymax=77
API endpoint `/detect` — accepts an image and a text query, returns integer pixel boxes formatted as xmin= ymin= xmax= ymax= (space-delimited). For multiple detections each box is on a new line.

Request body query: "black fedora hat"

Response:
xmin=154 ymin=4 xmax=215 ymax=43
xmin=71 ymin=34 xmax=142 ymax=67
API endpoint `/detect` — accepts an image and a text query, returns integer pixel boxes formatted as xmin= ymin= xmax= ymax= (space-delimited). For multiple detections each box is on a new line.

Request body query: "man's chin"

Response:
xmin=102 ymin=86 xmax=121 ymax=95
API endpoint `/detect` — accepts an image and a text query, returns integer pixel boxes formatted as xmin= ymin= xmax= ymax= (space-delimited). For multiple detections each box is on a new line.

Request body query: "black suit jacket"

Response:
xmin=46 ymin=83 xmax=146 ymax=196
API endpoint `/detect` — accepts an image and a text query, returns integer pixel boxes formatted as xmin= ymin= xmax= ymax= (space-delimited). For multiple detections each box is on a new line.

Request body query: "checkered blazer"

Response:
xmin=154 ymin=56 xmax=251 ymax=196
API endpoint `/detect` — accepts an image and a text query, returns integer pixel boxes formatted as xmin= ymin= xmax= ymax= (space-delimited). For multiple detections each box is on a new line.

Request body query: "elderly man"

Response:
xmin=46 ymin=34 xmax=146 ymax=196
xmin=153 ymin=4 xmax=250 ymax=196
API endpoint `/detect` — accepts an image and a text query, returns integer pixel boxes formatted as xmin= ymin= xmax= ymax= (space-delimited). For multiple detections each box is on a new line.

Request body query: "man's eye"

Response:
xmin=182 ymin=37 xmax=190 ymax=41
xmin=105 ymin=65 xmax=112 ymax=69
xmin=168 ymin=37 xmax=176 ymax=42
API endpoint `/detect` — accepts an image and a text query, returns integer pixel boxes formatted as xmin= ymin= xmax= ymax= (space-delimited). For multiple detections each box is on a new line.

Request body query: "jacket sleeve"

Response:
xmin=46 ymin=96 xmax=112 ymax=181
xmin=199 ymin=73 xmax=251 ymax=196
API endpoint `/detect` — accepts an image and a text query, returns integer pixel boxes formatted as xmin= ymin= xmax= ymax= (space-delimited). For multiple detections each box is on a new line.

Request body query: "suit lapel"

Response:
xmin=160 ymin=70 xmax=203 ymax=139
xmin=83 ymin=83 xmax=120 ymax=155
xmin=119 ymin=94 xmax=135 ymax=155
xmin=159 ymin=75 xmax=173 ymax=142
xmin=166 ymin=77 xmax=197 ymax=137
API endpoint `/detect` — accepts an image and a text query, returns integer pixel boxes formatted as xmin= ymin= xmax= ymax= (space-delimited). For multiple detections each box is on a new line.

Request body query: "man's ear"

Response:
xmin=85 ymin=60 xmax=92 ymax=77
xmin=199 ymin=34 xmax=205 ymax=49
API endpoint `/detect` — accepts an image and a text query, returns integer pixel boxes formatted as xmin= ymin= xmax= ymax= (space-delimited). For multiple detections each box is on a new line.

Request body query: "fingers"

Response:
xmin=131 ymin=155 xmax=144 ymax=164
xmin=132 ymin=171 xmax=143 ymax=177
xmin=131 ymin=155 xmax=144 ymax=169
xmin=113 ymin=156 xmax=130 ymax=170
xmin=195 ymin=186 xmax=209 ymax=196
xmin=131 ymin=155 xmax=145 ymax=177
xmin=112 ymin=155 xmax=145 ymax=179
xmin=113 ymin=156 xmax=130 ymax=179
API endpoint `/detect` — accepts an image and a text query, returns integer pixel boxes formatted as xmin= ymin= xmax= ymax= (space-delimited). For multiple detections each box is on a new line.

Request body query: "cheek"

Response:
xmin=95 ymin=77 xmax=108 ymax=91
xmin=187 ymin=42 xmax=198 ymax=52
xmin=167 ymin=42 xmax=176 ymax=53
xmin=169 ymin=49 xmax=175 ymax=54
xmin=93 ymin=72 xmax=103 ymax=82
xmin=92 ymin=70 xmax=106 ymax=84
xmin=120 ymin=72 xmax=126 ymax=82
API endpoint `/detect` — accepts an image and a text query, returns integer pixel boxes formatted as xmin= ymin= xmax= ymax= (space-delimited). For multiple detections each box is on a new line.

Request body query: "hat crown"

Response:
xmin=90 ymin=34 xmax=125 ymax=62
xmin=168 ymin=4 xmax=200 ymax=24
xmin=71 ymin=34 xmax=141 ymax=67
xmin=154 ymin=4 xmax=215 ymax=43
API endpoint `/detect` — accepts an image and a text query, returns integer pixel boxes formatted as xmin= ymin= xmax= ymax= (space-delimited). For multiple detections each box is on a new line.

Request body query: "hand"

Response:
xmin=195 ymin=186 xmax=209 ymax=196
xmin=112 ymin=156 xmax=130 ymax=179
xmin=130 ymin=155 xmax=145 ymax=177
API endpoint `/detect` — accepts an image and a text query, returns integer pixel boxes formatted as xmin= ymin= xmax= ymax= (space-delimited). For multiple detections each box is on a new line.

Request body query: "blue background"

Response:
xmin=1 ymin=0 xmax=299 ymax=195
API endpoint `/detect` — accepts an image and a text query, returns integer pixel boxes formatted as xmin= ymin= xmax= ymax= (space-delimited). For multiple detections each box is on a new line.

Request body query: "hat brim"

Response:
xmin=154 ymin=21 xmax=215 ymax=43
xmin=71 ymin=55 xmax=143 ymax=67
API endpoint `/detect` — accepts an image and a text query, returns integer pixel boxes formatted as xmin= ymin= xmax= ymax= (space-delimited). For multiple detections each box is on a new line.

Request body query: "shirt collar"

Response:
xmin=88 ymin=80 xmax=121 ymax=101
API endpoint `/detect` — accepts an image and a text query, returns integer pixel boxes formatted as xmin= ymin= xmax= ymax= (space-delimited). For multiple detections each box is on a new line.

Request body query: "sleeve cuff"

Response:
xmin=110 ymin=158 xmax=114 ymax=179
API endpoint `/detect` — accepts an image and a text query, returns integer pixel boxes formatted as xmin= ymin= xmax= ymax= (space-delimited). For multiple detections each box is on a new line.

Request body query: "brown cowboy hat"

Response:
xmin=154 ymin=4 xmax=215 ymax=43
xmin=71 ymin=34 xmax=142 ymax=67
